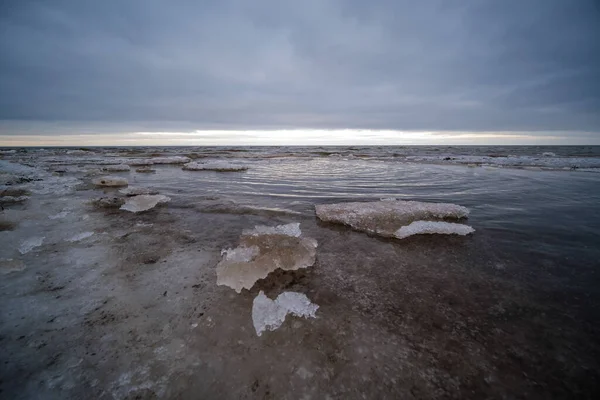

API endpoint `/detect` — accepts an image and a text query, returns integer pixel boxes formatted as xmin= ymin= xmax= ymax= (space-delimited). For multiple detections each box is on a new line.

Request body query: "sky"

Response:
xmin=0 ymin=0 xmax=599 ymax=146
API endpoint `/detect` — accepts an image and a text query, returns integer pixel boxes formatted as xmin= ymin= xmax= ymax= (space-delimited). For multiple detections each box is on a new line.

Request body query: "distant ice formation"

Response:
xmin=92 ymin=176 xmax=129 ymax=187
xmin=394 ymin=220 xmax=474 ymax=239
xmin=102 ymin=164 xmax=131 ymax=172
xmin=128 ymin=156 xmax=190 ymax=166
xmin=19 ymin=237 xmax=45 ymax=254
xmin=120 ymin=195 xmax=171 ymax=213
xmin=315 ymin=200 xmax=470 ymax=238
xmin=118 ymin=186 xmax=159 ymax=196
xmin=216 ymin=223 xmax=317 ymax=293
xmin=182 ymin=161 xmax=248 ymax=172
xmin=252 ymin=291 xmax=319 ymax=336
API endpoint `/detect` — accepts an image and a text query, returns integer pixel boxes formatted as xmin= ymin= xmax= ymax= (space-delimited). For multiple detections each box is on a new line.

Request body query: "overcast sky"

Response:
xmin=1 ymin=0 xmax=599 ymax=145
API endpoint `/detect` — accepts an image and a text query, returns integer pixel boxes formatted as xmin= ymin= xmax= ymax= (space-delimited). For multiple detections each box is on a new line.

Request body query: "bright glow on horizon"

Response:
xmin=0 ymin=129 xmax=597 ymax=147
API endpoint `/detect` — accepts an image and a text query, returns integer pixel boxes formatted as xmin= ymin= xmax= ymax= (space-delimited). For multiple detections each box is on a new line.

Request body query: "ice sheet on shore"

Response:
xmin=394 ymin=221 xmax=474 ymax=239
xmin=182 ymin=161 xmax=248 ymax=172
xmin=120 ymin=194 xmax=171 ymax=213
xmin=216 ymin=223 xmax=317 ymax=293
xmin=92 ymin=176 xmax=129 ymax=187
xmin=19 ymin=237 xmax=45 ymax=254
xmin=315 ymin=200 xmax=470 ymax=238
xmin=119 ymin=186 xmax=159 ymax=196
xmin=252 ymin=291 xmax=319 ymax=336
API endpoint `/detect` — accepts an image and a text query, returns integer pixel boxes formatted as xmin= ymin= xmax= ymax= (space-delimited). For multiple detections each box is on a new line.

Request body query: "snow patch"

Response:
xmin=394 ymin=220 xmax=475 ymax=239
xmin=252 ymin=291 xmax=318 ymax=336
xmin=120 ymin=195 xmax=171 ymax=213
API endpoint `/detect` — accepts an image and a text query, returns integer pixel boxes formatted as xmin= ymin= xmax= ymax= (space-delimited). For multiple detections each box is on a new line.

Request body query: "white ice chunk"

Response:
xmin=252 ymin=291 xmax=319 ymax=336
xmin=118 ymin=186 xmax=159 ymax=196
xmin=19 ymin=237 xmax=45 ymax=254
xmin=102 ymin=164 xmax=131 ymax=172
xmin=542 ymin=152 xmax=556 ymax=157
xmin=216 ymin=223 xmax=317 ymax=293
xmin=394 ymin=220 xmax=475 ymax=239
xmin=242 ymin=222 xmax=302 ymax=238
xmin=120 ymin=194 xmax=171 ymax=213
xmin=92 ymin=176 xmax=129 ymax=187
xmin=182 ymin=161 xmax=248 ymax=172
xmin=315 ymin=200 xmax=470 ymax=238
xmin=67 ymin=231 xmax=95 ymax=242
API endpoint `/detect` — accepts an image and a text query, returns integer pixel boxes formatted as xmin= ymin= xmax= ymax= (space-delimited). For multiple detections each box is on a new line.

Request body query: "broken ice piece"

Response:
xmin=92 ymin=176 xmax=128 ymax=187
xmin=394 ymin=220 xmax=474 ymax=239
xmin=18 ymin=237 xmax=45 ymax=254
xmin=315 ymin=200 xmax=470 ymax=238
xmin=252 ymin=291 xmax=319 ymax=336
xmin=216 ymin=223 xmax=317 ymax=293
xmin=120 ymin=194 xmax=171 ymax=213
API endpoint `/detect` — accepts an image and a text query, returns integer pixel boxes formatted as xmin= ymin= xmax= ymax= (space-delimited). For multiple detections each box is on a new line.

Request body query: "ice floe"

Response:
xmin=252 ymin=291 xmax=319 ymax=336
xmin=128 ymin=156 xmax=190 ymax=166
xmin=120 ymin=194 xmax=171 ymax=213
xmin=92 ymin=176 xmax=129 ymax=187
xmin=118 ymin=186 xmax=159 ymax=196
xmin=315 ymin=200 xmax=470 ymax=238
xmin=19 ymin=237 xmax=45 ymax=254
xmin=182 ymin=161 xmax=248 ymax=172
xmin=216 ymin=223 xmax=317 ymax=293
xmin=394 ymin=221 xmax=474 ymax=239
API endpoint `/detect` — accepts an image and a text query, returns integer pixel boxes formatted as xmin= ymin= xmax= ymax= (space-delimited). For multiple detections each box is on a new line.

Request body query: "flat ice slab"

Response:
xmin=120 ymin=195 xmax=171 ymax=213
xmin=19 ymin=237 xmax=45 ymax=254
xmin=252 ymin=291 xmax=319 ymax=336
xmin=315 ymin=200 xmax=470 ymax=238
xmin=395 ymin=221 xmax=474 ymax=239
xmin=182 ymin=162 xmax=248 ymax=172
xmin=216 ymin=223 xmax=317 ymax=293
xmin=92 ymin=176 xmax=129 ymax=187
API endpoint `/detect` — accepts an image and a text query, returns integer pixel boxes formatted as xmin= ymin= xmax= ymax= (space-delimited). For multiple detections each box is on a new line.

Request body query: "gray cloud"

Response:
xmin=0 ymin=0 xmax=599 ymax=135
